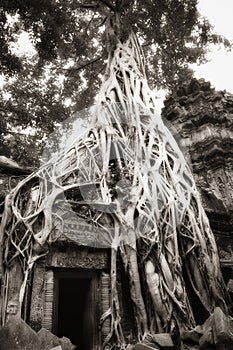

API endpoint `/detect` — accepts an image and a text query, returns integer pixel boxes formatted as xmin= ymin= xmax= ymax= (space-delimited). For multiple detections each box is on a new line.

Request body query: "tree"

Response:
xmin=0 ymin=3 xmax=232 ymax=349
xmin=0 ymin=0 xmax=231 ymax=165
xmin=0 ymin=57 xmax=73 ymax=167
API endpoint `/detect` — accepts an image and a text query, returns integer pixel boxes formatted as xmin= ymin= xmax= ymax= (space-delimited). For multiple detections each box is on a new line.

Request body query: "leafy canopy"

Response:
xmin=0 ymin=0 xmax=231 ymax=166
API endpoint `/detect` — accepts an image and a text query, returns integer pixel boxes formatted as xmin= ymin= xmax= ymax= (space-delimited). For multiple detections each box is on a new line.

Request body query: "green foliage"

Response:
xmin=0 ymin=0 xmax=231 ymax=166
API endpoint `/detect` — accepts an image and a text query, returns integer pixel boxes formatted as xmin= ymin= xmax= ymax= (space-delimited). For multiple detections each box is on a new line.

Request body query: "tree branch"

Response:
xmin=77 ymin=0 xmax=116 ymax=11
xmin=0 ymin=156 xmax=31 ymax=174
xmin=99 ymin=0 xmax=117 ymax=11
xmin=66 ymin=55 xmax=103 ymax=74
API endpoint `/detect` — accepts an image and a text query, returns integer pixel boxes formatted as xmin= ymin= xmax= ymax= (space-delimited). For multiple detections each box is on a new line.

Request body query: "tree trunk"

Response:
xmin=0 ymin=11 xmax=231 ymax=350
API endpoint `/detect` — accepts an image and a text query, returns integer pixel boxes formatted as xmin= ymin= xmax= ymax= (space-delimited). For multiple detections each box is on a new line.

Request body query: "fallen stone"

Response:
xmin=58 ymin=336 xmax=76 ymax=350
xmin=212 ymin=307 xmax=233 ymax=350
xmin=227 ymin=279 xmax=233 ymax=293
xmin=0 ymin=317 xmax=75 ymax=350
xmin=126 ymin=345 xmax=134 ymax=350
xmin=37 ymin=328 xmax=60 ymax=349
xmin=152 ymin=333 xmax=174 ymax=348
xmin=0 ymin=315 xmax=40 ymax=350
xmin=198 ymin=313 xmax=214 ymax=350
xmin=37 ymin=328 xmax=76 ymax=350
xmin=181 ymin=329 xmax=201 ymax=344
xmin=132 ymin=343 xmax=159 ymax=350
xmin=194 ymin=324 xmax=204 ymax=335
xmin=199 ymin=327 xmax=213 ymax=350
xmin=198 ymin=307 xmax=233 ymax=350
xmin=182 ymin=345 xmax=199 ymax=350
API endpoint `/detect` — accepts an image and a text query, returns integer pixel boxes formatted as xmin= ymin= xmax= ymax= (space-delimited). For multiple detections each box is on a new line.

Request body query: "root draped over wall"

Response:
xmin=0 ymin=13 xmax=231 ymax=349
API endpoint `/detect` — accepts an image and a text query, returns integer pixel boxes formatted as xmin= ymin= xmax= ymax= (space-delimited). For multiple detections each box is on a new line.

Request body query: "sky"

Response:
xmin=193 ymin=0 xmax=233 ymax=92
xmin=155 ymin=0 xmax=233 ymax=111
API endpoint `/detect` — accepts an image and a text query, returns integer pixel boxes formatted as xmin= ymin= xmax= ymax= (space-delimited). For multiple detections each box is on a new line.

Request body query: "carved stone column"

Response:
xmin=28 ymin=262 xmax=45 ymax=331
xmin=100 ymin=272 xmax=111 ymax=344
xmin=3 ymin=262 xmax=23 ymax=325
xmin=42 ymin=269 xmax=54 ymax=332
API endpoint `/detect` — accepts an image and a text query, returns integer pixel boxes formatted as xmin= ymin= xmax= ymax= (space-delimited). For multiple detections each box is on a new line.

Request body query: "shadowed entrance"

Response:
xmin=54 ymin=270 xmax=98 ymax=350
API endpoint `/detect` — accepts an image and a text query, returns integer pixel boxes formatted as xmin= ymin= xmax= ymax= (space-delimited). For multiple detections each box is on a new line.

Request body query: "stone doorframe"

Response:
xmin=40 ymin=268 xmax=110 ymax=349
xmin=28 ymin=246 xmax=111 ymax=348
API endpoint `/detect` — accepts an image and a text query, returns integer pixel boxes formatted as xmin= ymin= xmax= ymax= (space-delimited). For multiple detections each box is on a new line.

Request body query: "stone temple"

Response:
xmin=0 ymin=79 xmax=232 ymax=350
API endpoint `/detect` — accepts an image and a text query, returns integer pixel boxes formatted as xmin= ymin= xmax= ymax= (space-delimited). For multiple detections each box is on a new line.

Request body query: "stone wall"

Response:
xmin=162 ymin=78 xmax=233 ymax=277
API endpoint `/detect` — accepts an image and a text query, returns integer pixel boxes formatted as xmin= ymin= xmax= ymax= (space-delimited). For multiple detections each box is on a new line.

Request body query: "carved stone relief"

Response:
xmin=46 ymin=246 xmax=109 ymax=270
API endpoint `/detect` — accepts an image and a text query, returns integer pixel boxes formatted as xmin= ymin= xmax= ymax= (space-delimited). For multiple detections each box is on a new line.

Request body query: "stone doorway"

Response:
xmin=53 ymin=270 xmax=99 ymax=350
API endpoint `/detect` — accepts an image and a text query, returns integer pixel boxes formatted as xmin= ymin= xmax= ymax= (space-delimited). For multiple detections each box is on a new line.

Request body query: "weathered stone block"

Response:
xmin=37 ymin=328 xmax=75 ymax=350
xmin=198 ymin=307 xmax=233 ymax=350
xmin=0 ymin=320 xmax=76 ymax=350
xmin=198 ymin=313 xmax=214 ymax=350
xmin=58 ymin=336 xmax=76 ymax=350
xmin=227 ymin=279 xmax=233 ymax=293
xmin=199 ymin=328 xmax=213 ymax=350
xmin=0 ymin=316 xmax=40 ymax=350
xmin=181 ymin=329 xmax=201 ymax=344
xmin=132 ymin=343 xmax=159 ymax=350
xmin=126 ymin=345 xmax=134 ymax=350
xmin=152 ymin=333 xmax=174 ymax=348
xmin=212 ymin=307 xmax=233 ymax=350
xmin=37 ymin=328 xmax=60 ymax=349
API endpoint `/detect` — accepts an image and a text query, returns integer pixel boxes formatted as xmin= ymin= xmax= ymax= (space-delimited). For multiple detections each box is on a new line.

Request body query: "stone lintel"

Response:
xmin=46 ymin=245 xmax=109 ymax=270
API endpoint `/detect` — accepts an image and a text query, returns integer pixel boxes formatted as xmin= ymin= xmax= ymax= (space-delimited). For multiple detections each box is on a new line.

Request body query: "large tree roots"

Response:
xmin=0 ymin=13 xmax=231 ymax=349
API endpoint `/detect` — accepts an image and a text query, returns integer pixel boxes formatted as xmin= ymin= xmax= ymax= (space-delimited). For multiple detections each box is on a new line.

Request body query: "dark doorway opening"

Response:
xmin=54 ymin=270 xmax=98 ymax=350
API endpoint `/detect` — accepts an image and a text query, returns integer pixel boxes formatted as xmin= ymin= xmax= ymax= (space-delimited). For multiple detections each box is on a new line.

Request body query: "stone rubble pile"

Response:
xmin=181 ymin=307 xmax=233 ymax=350
xmin=131 ymin=333 xmax=174 ymax=350
xmin=0 ymin=316 xmax=75 ymax=350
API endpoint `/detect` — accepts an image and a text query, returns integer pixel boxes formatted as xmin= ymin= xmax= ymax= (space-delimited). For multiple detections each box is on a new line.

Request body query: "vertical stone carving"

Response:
xmin=29 ymin=263 xmax=45 ymax=331
xmin=100 ymin=272 xmax=111 ymax=344
xmin=42 ymin=269 xmax=54 ymax=332
xmin=4 ymin=262 xmax=23 ymax=324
